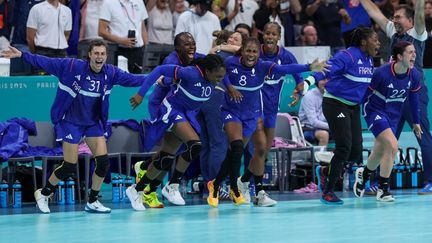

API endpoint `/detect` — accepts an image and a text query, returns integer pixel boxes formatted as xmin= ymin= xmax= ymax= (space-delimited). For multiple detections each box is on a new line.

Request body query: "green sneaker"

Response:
xmin=143 ymin=192 xmax=164 ymax=208
xmin=134 ymin=161 xmax=147 ymax=183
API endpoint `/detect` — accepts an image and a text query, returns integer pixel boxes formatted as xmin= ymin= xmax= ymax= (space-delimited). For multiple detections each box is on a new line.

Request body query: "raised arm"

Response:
xmin=1 ymin=46 xmax=69 ymax=77
xmin=359 ymin=0 xmax=389 ymax=31
xmin=414 ymin=0 xmax=426 ymax=36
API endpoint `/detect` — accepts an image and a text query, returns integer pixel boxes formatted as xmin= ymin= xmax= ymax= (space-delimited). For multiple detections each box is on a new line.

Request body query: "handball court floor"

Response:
xmin=0 ymin=132 xmax=430 ymax=243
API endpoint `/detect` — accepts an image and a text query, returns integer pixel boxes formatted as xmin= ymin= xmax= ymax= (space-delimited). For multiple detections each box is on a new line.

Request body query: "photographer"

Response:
xmin=98 ymin=0 xmax=149 ymax=73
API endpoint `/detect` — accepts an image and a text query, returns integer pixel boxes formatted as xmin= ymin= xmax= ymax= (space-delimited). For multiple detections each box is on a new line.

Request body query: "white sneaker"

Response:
xmin=237 ymin=177 xmax=251 ymax=203
xmin=34 ymin=189 xmax=51 ymax=213
xmin=376 ymin=189 xmax=395 ymax=202
xmin=353 ymin=167 xmax=365 ymax=198
xmin=162 ymin=183 xmax=185 ymax=206
xmin=85 ymin=200 xmax=111 ymax=213
xmin=254 ymin=190 xmax=277 ymax=207
xmin=126 ymin=185 xmax=146 ymax=211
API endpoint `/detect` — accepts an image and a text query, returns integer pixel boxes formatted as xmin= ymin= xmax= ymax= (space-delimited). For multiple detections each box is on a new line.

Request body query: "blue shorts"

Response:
xmin=143 ymin=100 xmax=200 ymax=151
xmin=57 ymin=120 xmax=104 ymax=144
xmin=365 ymin=112 xmax=396 ymax=137
xmin=263 ymin=112 xmax=277 ymax=128
xmin=221 ymin=110 xmax=259 ymax=138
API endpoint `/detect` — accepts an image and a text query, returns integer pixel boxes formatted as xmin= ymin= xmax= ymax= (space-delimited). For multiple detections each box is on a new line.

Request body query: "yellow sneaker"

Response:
xmin=229 ymin=189 xmax=246 ymax=205
xmin=134 ymin=161 xmax=147 ymax=183
xmin=143 ymin=191 xmax=164 ymax=208
xmin=207 ymin=180 xmax=219 ymax=207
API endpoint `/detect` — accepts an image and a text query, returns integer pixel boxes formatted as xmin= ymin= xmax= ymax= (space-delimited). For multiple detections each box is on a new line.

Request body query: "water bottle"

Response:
xmin=56 ymin=181 xmax=65 ymax=205
xmin=123 ymin=176 xmax=133 ymax=202
xmin=0 ymin=180 xmax=8 ymax=208
xmin=343 ymin=171 xmax=349 ymax=192
xmin=12 ymin=180 xmax=22 ymax=208
xmin=66 ymin=178 xmax=75 ymax=205
xmin=112 ymin=176 xmax=120 ymax=203
xmin=118 ymin=176 xmax=124 ymax=201
xmin=181 ymin=179 xmax=187 ymax=198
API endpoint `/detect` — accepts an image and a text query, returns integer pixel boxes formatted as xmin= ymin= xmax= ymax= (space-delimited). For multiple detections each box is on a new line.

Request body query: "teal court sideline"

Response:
xmin=1 ymin=190 xmax=431 ymax=243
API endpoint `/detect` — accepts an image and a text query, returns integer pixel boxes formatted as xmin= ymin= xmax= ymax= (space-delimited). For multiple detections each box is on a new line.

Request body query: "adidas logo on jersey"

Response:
xmin=232 ymin=68 xmax=238 ymax=74
xmin=225 ymin=114 xmax=233 ymax=120
xmin=357 ymin=59 xmax=363 ymax=65
xmin=387 ymin=83 xmax=394 ymax=88
xmin=337 ymin=113 xmax=345 ymax=118
xmin=375 ymin=115 xmax=382 ymax=121
xmin=86 ymin=76 xmax=91 ymax=80
xmin=65 ymin=134 xmax=73 ymax=140
xmin=194 ymin=82 xmax=202 ymax=87
xmin=175 ymin=115 xmax=183 ymax=120
xmin=75 ymin=75 xmax=81 ymax=80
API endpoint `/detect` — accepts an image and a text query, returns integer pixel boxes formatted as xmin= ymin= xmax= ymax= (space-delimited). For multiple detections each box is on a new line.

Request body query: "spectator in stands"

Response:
xmin=99 ymin=0 xmax=149 ymax=73
xmin=296 ymin=24 xmax=320 ymax=46
xmin=210 ymin=30 xmax=244 ymax=57
xmin=279 ymin=0 xmax=302 ymax=46
xmin=173 ymin=0 xmax=188 ymax=30
xmin=303 ymin=27 xmax=379 ymax=205
xmin=253 ymin=0 xmax=285 ymax=46
xmin=1 ymin=39 xmax=147 ymax=214
xmin=305 ymin=0 xmax=351 ymax=53
xmin=224 ymin=0 xmax=259 ymax=32
xmin=211 ymin=0 xmax=239 ymax=29
xmin=353 ymin=41 xmax=422 ymax=202
xmin=175 ymin=0 xmax=220 ymax=54
xmin=126 ymin=54 xmax=227 ymax=211
xmin=426 ymin=0 xmax=432 ymax=19
xmin=26 ymin=0 xmax=72 ymax=57
xmin=9 ymin=0 xmax=43 ymax=75
xmin=80 ymin=0 xmax=104 ymax=40
xmin=0 ymin=0 xmax=13 ymax=40
xmin=359 ymin=0 xmax=432 ymax=195
xmin=299 ymin=79 xmax=329 ymax=146
xmin=146 ymin=0 xmax=174 ymax=45
xmin=235 ymin=23 xmax=252 ymax=36
xmin=341 ymin=0 xmax=371 ymax=47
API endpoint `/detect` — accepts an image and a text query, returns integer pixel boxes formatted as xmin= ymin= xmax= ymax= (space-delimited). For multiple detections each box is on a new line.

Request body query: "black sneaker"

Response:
xmin=376 ymin=189 xmax=395 ymax=202
xmin=320 ymin=191 xmax=344 ymax=205
xmin=353 ymin=167 xmax=365 ymax=198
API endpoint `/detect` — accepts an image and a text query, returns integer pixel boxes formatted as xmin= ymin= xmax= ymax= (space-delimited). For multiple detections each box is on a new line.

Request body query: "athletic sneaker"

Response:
xmin=219 ymin=186 xmax=231 ymax=201
xmin=85 ymin=200 xmax=111 ymax=213
xmin=418 ymin=183 xmax=432 ymax=195
xmin=315 ymin=165 xmax=327 ymax=193
xmin=207 ymin=180 xmax=219 ymax=207
xmin=237 ymin=177 xmax=251 ymax=203
xmin=143 ymin=191 xmax=164 ymax=208
xmin=34 ymin=189 xmax=51 ymax=213
xmin=134 ymin=161 xmax=147 ymax=183
xmin=353 ymin=167 xmax=365 ymax=198
xmin=376 ymin=189 xmax=395 ymax=202
xmin=320 ymin=192 xmax=344 ymax=205
xmin=229 ymin=189 xmax=246 ymax=205
xmin=126 ymin=185 xmax=146 ymax=211
xmin=162 ymin=183 xmax=185 ymax=206
xmin=365 ymin=182 xmax=379 ymax=195
xmin=254 ymin=190 xmax=277 ymax=207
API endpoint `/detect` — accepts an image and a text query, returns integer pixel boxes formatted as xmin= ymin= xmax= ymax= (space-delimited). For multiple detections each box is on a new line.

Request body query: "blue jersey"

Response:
xmin=21 ymin=52 xmax=145 ymax=130
xmin=363 ymin=63 xmax=421 ymax=124
xmin=312 ymin=47 xmax=374 ymax=104
xmin=139 ymin=65 xmax=216 ymax=112
xmin=260 ymin=46 xmax=303 ymax=114
xmin=223 ymin=56 xmax=309 ymax=120
xmin=148 ymin=51 xmax=205 ymax=116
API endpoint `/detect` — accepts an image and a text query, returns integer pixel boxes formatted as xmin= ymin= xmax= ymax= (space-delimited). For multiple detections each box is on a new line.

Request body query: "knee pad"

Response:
xmin=153 ymin=151 xmax=175 ymax=171
xmin=53 ymin=161 xmax=76 ymax=180
xmin=181 ymin=140 xmax=202 ymax=162
xmin=94 ymin=154 xmax=110 ymax=177
xmin=230 ymin=140 xmax=244 ymax=158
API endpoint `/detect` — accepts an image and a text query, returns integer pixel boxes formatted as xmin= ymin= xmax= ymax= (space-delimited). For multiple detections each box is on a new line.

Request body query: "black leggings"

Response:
xmin=322 ymin=97 xmax=363 ymax=193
